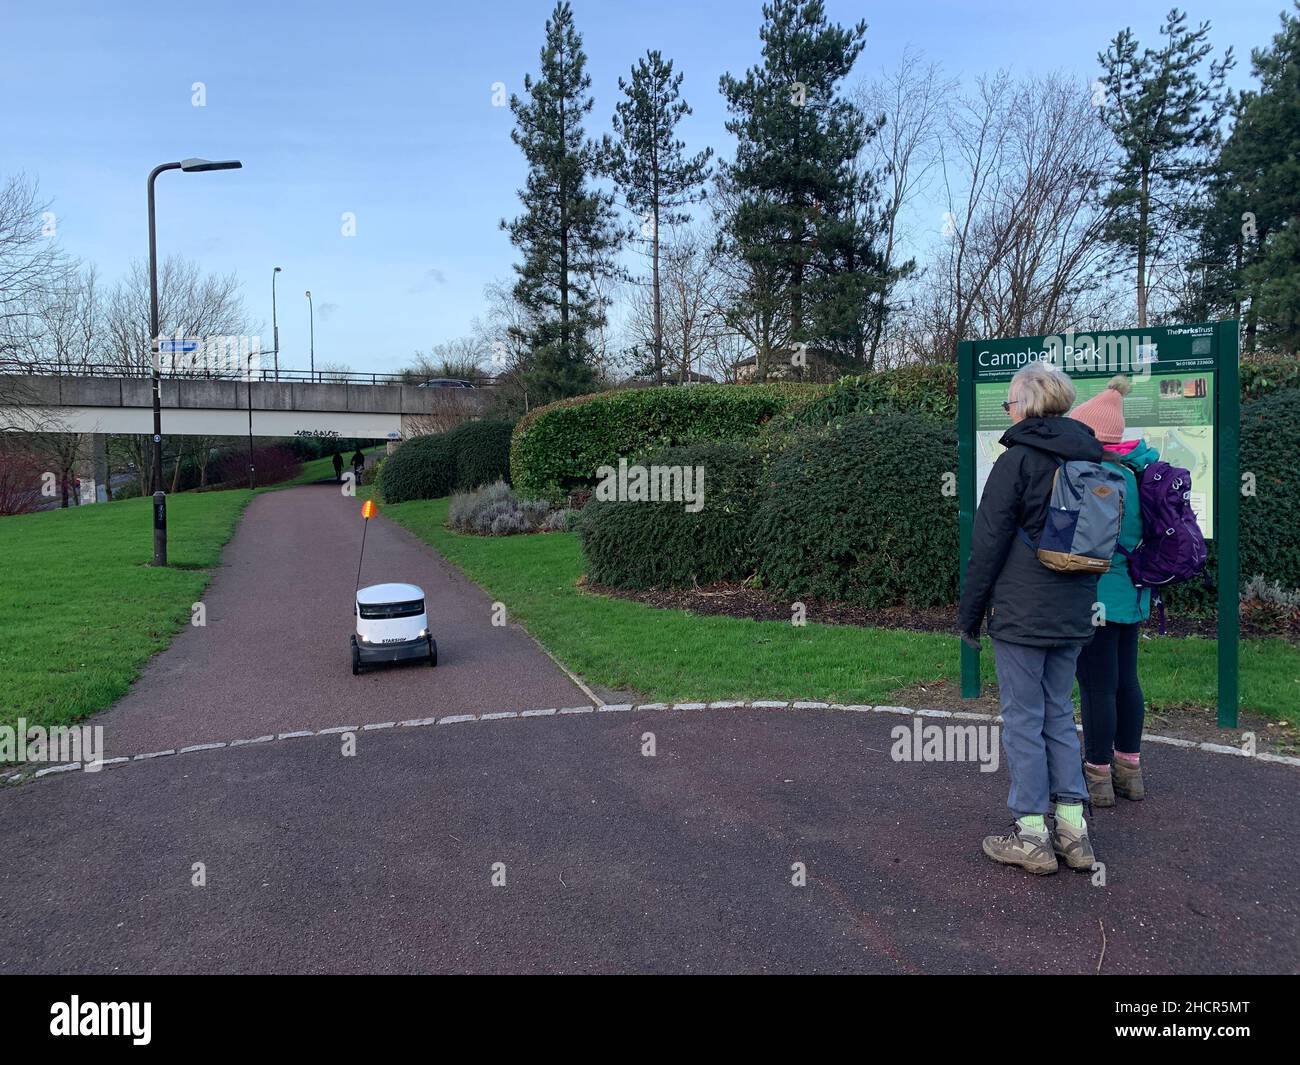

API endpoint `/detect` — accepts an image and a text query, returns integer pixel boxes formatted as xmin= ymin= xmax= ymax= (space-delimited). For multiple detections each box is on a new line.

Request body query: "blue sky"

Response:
xmin=1 ymin=0 xmax=1282 ymax=374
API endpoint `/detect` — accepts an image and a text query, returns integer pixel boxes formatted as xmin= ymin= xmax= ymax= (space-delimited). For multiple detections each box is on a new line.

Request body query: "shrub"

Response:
xmin=577 ymin=439 xmax=767 ymax=588
xmin=379 ymin=419 xmax=514 ymax=503
xmin=448 ymin=480 xmax=554 ymax=535
xmin=1163 ymin=386 xmax=1300 ymax=615
xmin=445 ymin=419 xmax=513 ymax=490
xmin=510 ymin=382 xmax=824 ymax=501
xmin=772 ymin=363 xmax=958 ymax=432
xmin=378 ymin=433 xmax=456 ymax=502
xmin=214 ymin=445 xmax=301 ymax=488
xmin=0 ymin=449 xmax=45 ymax=515
xmin=751 ymin=412 xmax=959 ymax=607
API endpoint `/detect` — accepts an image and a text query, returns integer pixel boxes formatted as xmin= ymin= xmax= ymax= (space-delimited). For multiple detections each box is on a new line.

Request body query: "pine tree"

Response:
xmin=718 ymin=0 xmax=886 ymax=376
xmin=1097 ymin=8 xmax=1233 ymax=326
xmin=503 ymin=2 xmax=619 ymax=402
xmin=1198 ymin=3 xmax=1300 ymax=352
xmin=606 ymin=51 xmax=713 ymax=384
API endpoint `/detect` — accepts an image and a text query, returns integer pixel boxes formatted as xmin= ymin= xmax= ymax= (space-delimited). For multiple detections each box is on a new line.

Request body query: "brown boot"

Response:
xmin=982 ymin=820 xmax=1058 ymax=875
xmin=1112 ymin=758 xmax=1145 ymax=800
xmin=1084 ymin=762 xmax=1115 ymax=807
xmin=1051 ymin=812 xmax=1097 ymax=871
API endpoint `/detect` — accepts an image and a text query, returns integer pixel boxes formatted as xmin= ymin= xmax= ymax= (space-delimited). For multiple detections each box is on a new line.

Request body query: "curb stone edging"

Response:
xmin=2 ymin=700 xmax=1295 ymax=785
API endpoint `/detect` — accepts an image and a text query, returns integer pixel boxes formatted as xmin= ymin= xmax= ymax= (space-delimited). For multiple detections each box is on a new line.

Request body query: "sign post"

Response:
xmin=957 ymin=322 xmax=1240 ymax=727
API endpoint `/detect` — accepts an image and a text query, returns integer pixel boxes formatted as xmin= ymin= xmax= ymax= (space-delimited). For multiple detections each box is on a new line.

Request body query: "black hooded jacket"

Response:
xmin=958 ymin=416 xmax=1105 ymax=647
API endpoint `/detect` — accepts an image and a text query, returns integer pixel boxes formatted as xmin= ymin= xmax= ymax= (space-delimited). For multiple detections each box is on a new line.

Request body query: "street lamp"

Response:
xmin=305 ymin=289 xmax=315 ymax=380
xmin=271 ymin=266 xmax=282 ymax=381
xmin=147 ymin=156 xmax=241 ymax=567
xmin=247 ymin=351 xmax=258 ymax=491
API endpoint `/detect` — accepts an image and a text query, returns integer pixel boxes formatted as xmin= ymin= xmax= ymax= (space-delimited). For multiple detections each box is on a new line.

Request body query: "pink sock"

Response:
xmin=1085 ymin=761 xmax=1110 ymax=770
xmin=1115 ymin=751 xmax=1140 ymax=765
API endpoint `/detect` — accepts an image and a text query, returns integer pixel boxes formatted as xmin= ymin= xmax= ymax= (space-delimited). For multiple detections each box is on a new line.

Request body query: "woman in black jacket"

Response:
xmin=958 ymin=361 xmax=1101 ymax=876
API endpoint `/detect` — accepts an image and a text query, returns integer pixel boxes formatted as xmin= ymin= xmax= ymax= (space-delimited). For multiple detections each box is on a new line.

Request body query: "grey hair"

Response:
xmin=1009 ymin=361 xmax=1076 ymax=417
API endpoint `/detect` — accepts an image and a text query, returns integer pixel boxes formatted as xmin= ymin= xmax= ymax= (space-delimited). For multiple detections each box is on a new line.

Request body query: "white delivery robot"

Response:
xmin=352 ymin=582 xmax=437 ymax=675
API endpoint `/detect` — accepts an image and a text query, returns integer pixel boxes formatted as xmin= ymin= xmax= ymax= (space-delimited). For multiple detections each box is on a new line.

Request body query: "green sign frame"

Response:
xmin=957 ymin=321 xmax=1240 ymax=727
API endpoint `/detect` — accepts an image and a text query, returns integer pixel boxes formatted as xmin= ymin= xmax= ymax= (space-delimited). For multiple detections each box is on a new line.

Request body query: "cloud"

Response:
xmin=407 ymin=267 xmax=447 ymax=295
xmin=317 ymin=302 xmax=340 ymax=321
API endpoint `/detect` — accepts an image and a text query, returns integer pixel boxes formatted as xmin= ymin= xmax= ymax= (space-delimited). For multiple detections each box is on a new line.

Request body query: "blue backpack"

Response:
xmin=1018 ymin=458 xmax=1128 ymax=574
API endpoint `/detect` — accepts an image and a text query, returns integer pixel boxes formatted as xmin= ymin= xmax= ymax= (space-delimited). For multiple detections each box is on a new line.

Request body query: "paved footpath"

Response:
xmin=0 ymin=485 xmax=1296 ymax=974
xmin=90 ymin=483 xmax=589 ymax=758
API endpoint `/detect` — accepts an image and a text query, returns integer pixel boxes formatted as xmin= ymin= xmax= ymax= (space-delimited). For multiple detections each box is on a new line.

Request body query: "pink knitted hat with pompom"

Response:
xmin=1070 ymin=375 xmax=1132 ymax=444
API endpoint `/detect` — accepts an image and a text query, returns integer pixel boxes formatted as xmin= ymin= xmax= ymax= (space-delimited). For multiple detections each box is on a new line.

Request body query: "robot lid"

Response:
xmin=356 ymin=582 xmax=425 ymax=606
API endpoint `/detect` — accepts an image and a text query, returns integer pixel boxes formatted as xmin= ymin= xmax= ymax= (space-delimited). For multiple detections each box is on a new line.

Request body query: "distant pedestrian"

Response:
xmin=352 ymin=448 xmax=365 ymax=478
xmin=958 ymin=361 xmax=1102 ymax=876
xmin=331 ymin=450 xmax=343 ymax=483
xmin=1068 ymin=376 xmax=1155 ymax=807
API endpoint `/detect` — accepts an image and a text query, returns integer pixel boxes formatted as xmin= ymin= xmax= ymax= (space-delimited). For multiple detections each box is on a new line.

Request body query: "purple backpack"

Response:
xmin=1116 ymin=458 xmax=1208 ymax=629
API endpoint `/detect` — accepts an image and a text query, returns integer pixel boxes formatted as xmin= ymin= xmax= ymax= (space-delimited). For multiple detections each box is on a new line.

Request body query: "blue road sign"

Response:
xmin=158 ymin=339 xmax=200 ymax=353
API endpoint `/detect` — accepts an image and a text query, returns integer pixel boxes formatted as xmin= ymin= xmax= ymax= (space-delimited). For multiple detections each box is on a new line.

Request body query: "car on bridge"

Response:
xmin=416 ymin=377 xmax=477 ymax=389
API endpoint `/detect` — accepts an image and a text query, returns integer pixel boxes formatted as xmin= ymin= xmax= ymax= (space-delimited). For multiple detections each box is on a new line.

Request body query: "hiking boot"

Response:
xmin=1112 ymin=759 xmax=1145 ymax=801
xmin=1084 ymin=762 xmax=1115 ymax=807
xmin=1052 ymin=816 xmax=1096 ymax=871
xmin=982 ymin=821 xmax=1058 ymax=875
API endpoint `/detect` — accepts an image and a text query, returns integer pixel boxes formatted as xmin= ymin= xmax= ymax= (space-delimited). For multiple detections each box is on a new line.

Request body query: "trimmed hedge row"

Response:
xmin=578 ymin=440 xmax=767 ymax=588
xmin=578 ymin=411 xmax=958 ymax=607
xmin=751 ymin=413 xmax=958 ymax=607
xmin=379 ymin=419 xmax=513 ymax=503
xmin=510 ymin=382 xmax=825 ymax=501
xmin=579 ymin=388 xmax=1300 ymax=610
xmin=1166 ymin=386 xmax=1300 ymax=613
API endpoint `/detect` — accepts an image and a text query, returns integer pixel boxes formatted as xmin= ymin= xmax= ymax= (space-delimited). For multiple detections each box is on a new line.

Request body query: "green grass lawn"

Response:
xmin=1 ymin=491 xmax=251 ymax=733
xmin=382 ymin=497 xmax=1300 ymax=719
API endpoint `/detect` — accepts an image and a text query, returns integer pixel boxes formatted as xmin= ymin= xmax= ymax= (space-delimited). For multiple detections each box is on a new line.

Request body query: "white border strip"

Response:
xmin=3 ymin=700 xmax=1296 ymax=784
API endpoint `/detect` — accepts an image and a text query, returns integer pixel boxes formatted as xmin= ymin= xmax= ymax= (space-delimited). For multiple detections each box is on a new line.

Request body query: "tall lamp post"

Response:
xmin=271 ymin=266 xmax=282 ymax=381
xmin=305 ymin=289 xmax=315 ymax=381
xmin=247 ymin=351 xmax=258 ymax=490
xmin=147 ymin=157 xmax=242 ymax=567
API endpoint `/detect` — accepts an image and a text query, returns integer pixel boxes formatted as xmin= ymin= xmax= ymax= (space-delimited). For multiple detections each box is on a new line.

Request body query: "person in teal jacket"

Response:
xmin=1069 ymin=376 xmax=1156 ymax=807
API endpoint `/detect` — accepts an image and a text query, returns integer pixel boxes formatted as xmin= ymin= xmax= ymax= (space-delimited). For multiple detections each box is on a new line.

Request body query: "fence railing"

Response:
xmin=0 ymin=360 xmax=497 ymax=388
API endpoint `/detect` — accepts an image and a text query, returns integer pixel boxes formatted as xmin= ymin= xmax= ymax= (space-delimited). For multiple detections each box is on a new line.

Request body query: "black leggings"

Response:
xmin=1076 ymin=621 xmax=1145 ymax=764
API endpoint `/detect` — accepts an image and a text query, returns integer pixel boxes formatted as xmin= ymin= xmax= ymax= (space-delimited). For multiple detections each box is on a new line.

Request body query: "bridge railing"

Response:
xmin=0 ymin=359 xmax=497 ymax=388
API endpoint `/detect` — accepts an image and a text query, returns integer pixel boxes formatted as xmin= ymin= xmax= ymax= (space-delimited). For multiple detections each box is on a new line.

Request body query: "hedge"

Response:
xmin=577 ymin=439 xmax=767 ymax=589
xmin=773 ymin=363 xmax=958 ymax=430
xmin=1165 ymin=386 xmax=1300 ymax=613
xmin=750 ymin=411 xmax=960 ymax=608
xmin=378 ymin=418 xmax=514 ymax=503
xmin=378 ymin=433 xmax=456 ymax=503
xmin=449 ymin=419 xmax=513 ymax=491
xmin=510 ymin=383 xmax=825 ymax=501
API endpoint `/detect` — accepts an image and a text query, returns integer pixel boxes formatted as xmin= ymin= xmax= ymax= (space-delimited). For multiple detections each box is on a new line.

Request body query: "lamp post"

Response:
xmin=305 ymin=289 xmax=315 ymax=381
xmin=147 ymin=156 xmax=242 ymax=567
xmin=271 ymin=266 xmax=282 ymax=381
xmin=247 ymin=351 xmax=257 ymax=490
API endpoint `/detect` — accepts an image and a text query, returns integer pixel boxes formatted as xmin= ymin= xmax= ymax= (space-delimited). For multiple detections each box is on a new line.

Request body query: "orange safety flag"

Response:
xmin=361 ymin=499 xmax=377 ymax=520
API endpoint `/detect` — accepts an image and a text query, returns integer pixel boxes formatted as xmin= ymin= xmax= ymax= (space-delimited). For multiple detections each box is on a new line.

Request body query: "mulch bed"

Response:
xmin=583 ymin=578 xmax=1299 ymax=643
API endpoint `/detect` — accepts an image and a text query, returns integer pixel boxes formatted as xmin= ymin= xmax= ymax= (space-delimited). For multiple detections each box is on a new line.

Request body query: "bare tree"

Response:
xmin=0 ymin=173 xmax=71 ymax=366
xmin=918 ymin=73 xmax=1116 ymax=361
xmin=101 ymin=255 xmax=252 ymax=490
xmin=855 ymin=49 xmax=954 ymax=367
xmin=627 ymin=224 xmax=731 ymax=382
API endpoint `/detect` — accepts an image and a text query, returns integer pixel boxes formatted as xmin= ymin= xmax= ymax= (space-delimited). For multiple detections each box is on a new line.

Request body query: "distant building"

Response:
xmin=734 ymin=347 xmax=840 ymax=383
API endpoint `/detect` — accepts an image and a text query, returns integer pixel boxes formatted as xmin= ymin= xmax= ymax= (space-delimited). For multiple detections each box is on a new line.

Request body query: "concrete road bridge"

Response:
xmin=1 ymin=365 xmax=495 ymax=502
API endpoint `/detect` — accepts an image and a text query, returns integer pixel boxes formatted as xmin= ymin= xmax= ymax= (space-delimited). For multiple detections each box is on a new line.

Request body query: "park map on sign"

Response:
xmin=972 ymin=326 xmax=1217 ymax=538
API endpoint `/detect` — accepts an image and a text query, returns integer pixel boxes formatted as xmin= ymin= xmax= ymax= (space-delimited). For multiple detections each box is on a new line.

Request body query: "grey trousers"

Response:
xmin=992 ymin=638 xmax=1088 ymax=817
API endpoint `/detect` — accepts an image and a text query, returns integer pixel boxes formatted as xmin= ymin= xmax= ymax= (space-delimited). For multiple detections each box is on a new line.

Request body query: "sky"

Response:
xmin=0 ymin=0 xmax=1284 ymax=375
